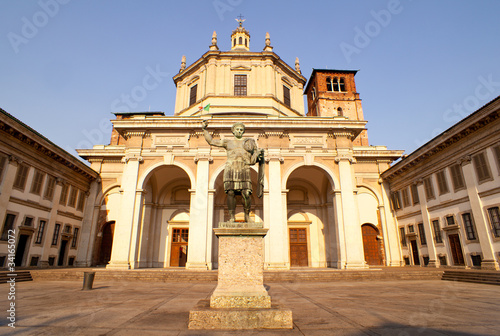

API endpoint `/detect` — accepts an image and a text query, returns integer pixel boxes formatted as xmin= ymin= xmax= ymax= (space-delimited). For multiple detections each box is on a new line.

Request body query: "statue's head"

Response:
xmin=231 ymin=122 xmax=245 ymax=139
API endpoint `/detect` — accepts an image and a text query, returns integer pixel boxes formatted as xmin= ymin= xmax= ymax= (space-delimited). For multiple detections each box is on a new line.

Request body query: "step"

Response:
xmin=0 ymin=271 xmax=33 ymax=284
xmin=441 ymin=270 xmax=500 ymax=286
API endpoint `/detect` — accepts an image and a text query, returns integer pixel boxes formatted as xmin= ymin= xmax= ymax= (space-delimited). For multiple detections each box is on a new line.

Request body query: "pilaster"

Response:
xmin=106 ymin=152 xmax=142 ymax=270
xmin=415 ymin=180 xmax=440 ymax=267
xmin=0 ymin=156 xmax=19 ymax=226
xmin=460 ymin=156 xmax=499 ymax=270
xmin=186 ymin=150 xmax=212 ymax=270
xmin=75 ymin=178 xmax=100 ymax=267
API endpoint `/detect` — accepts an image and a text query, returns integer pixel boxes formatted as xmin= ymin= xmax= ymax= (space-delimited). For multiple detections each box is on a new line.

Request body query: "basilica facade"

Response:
xmin=76 ymin=21 xmax=404 ymax=270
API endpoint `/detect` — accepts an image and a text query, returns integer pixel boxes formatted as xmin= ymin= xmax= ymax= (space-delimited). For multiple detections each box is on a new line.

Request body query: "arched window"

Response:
xmin=337 ymin=107 xmax=343 ymax=116
xmin=339 ymin=78 xmax=346 ymax=92
xmin=239 ymin=37 xmax=242 ymax=45
xmin=233 ymin=38 xmax=236 ymax=47
xmin=245 ymin=38 xmax=247 ymax=47
xmin=332 ymin=77 xmax=340 ymax=91
xmin=326 ymin=77 xmax=333 ymax=91
xmin=311 ymin=87 xmax=316 ymax=100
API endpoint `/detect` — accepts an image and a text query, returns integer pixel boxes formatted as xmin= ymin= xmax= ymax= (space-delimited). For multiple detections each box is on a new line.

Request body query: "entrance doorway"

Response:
xmin=98 ymin=221 xmax=115 ymax=266
xmin=14 ymin=234 xmax=30 ymax=267
xmin=362 ymin=224 xmax=383 ymax=265
xmin=448 ymin=234 xmax=465 ymax=266
xmin=410 ymin=239 xmax=420 ymax=265
xmin=58 ymin=239 xmax=69 ymax=266
xmin=170 ymin=228 xmax=188 ymax=267
xmin=289 ymin=228 xmax=308 ymax=267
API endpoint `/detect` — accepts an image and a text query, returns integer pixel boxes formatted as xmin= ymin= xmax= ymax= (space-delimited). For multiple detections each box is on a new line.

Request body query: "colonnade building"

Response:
xmin=76 ymin=22 xmax=404 ymax=270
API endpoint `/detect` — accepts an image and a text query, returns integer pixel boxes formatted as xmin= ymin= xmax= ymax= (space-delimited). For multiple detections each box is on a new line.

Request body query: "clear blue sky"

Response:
xmin=1 ymin=0 xmax=499 ymax=158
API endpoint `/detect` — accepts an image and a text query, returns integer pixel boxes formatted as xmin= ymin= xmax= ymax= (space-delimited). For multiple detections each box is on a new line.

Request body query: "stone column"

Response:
xmin=380 ymin=180 xmax=403 ymax=266
xmin=265 ymin=149 xmax=288 ymax=269
xmin=333 ymin=190 xmax=346 ymax=268
xmin=415 ymin=180 xmax=439 ymax=267
xmin=75 ymin=178 xmax=100 ymax=267
xmin=459 ymin=156 xmax=499 ymax=270
xmin=336 ymin=148 xmax=366 ymax=269
xmin=107 ymin=152 xmax=142 ymax=269
xmin=129 ymin=189 xmax=146 ymax=269
xmin=186 ymin=150 xmax=212 ymax=269
xmin=0 ymin=156 xmax=20 ymax=225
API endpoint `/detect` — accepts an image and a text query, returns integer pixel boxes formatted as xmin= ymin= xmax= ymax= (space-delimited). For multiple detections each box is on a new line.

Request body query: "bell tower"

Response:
xmin=231 ymin=15 xmax=250 ymax=51
xmin=304 ymin=69 xmax=369 ymax=146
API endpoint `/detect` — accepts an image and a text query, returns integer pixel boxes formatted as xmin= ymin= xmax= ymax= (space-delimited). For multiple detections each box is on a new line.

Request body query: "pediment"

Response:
xmin=230 ymin=65 xmax=252 ymax=71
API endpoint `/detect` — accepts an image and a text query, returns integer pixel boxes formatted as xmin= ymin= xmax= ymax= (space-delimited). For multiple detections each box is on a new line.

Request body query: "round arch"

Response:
xmin=357 ymin=183 xmax=383 ymax=205
xmin=138 ymin=161 xmax=195 ymax=190
xmin=282 ymin=161 xmax=339 ymax=190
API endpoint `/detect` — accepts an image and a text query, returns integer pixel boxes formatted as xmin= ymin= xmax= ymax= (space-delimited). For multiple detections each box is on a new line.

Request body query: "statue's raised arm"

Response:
xmin=202 ymin=120 xmax=225 ymax=148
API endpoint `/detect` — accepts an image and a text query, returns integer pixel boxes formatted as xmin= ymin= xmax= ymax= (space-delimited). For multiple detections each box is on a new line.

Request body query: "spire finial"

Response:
xmin=236 ymin=14 xmax=245 ymax=27
xmin=263 ymin=32 xmax=273 ymax=51
xmin=295 ymin=57 xmax=301 ymax=74
xmin=180 ymin=55 xmax=186 ymax=72
xmin=210 ymin=31 xmax=219 ymax=50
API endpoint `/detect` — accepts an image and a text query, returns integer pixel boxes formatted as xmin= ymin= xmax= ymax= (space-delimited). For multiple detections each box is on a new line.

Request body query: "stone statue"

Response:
xmin=202 ymin=120 xmax=264 ymax=222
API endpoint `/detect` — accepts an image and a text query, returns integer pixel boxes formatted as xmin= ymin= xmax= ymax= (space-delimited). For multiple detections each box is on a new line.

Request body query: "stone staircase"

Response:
xmin=441 ymin=270 xmax=500 ymax=286
xmin=0 ymin=271 xmax=33 ymax=284
xmin=29 ymin=267 xmax=443 ymax=283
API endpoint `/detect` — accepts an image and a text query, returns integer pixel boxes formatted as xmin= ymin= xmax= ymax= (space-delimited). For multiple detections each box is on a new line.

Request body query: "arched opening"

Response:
xmin=97 ymin=221 xmax=115 ymax=266
xmin=139 ymin=165 xmax=192 ymax=268
xmin=361 ymin=224 xmax=383 ymax=266
xmin=286 ymin=166 xmax=336 ymax=268
xmin=239 ymin=36 xmax=242 ymax=45
xmin=326 ymin=77 xmax=333 ymax=91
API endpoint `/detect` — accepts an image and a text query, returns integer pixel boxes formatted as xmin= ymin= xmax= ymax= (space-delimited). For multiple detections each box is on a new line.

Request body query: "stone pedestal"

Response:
xmin=188 ymin=222 xmax=293 ymax=329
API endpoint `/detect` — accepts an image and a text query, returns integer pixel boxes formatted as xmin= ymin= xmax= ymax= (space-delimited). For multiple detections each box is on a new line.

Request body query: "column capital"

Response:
xmin=415 ymin=178 xmax=424 ymax=186
xmin=121 ymin=154 xmax=143 ymax=163
xmin=194 ymin=153 xmax=213 ymax=163
xmin=335 ymin=155 xmax=356 ymax=164
xmin=458 ymin=155 xmax=472 ymax=166
xmin=265 ymin=152 xmax=284 ymax=163
xmin=7 ymin=155 xmax=21 ymax=165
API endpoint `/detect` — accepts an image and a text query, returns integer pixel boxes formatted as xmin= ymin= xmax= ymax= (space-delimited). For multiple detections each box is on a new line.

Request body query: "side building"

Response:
xmin=0 ymin=108 xmax=99 ymax=268
xmin=382 ymin=96 xmax=500 ymax=270
xmin=77 ymin=22 xmax=404 ymax=270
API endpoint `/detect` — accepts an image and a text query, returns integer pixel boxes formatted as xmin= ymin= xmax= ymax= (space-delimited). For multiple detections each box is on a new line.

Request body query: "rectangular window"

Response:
xmin=473 ymin=152 xmax=492 ymax=182
xmin=13 ymin=164 xmax=29 ymax=190
xmin=35 ymin=220 xmax=46 ymax=244
xmin=487 ymin=207 xmax=500 ymax=238
xmin=1 ymin=214 xmax=16 ymax=241
xmin=401 ymin=188 xmax=410 ymax=207
xmin=446 ymin=216 xmax=455 ymax=226
xmin=44 ymin=175 xmax=56 ymax=200
xmin=71 ymin=227 xmax=79 ymax=248
xmin=436 ymin=170 xmax=449 ymax=195
xmin=432 ymin=220 xmax=442 ymax=243
xmin=399 ymin=227 xmax=407 ymax=247
xmin=494 ymin=145 xmax=500 ymax=174
xmin=0 ymin=155 xmax=6 ymax=184
xmin=418 ymin=223 xmax=427 ymax=245
xmin=283 ymin=85 xmax=291 ymax=107
xmin=52 ymin=223 xmax=61 ymax=245
xmin=423 ymin=177 xmax=435 ymax=200
xmin=30 ymin=256 xmax=39 ymax=267
xmin=76 ymin=191 xmax=86 ymax=211
xmin=391 ymin=191 xmax=402 ymax=210
xmin=462 ymin=213 xmax=476 ymax=240
xmin=30 ymin=170 xmax=45 ymax=195
xmin=59 ymin=183 xmax=69 ymax=205
xmin=234 ymin=75 xmax=247 ymax=96
xmin=23 ymin=216 xmax=33 ymax=227
xmin=411 ymin=184 xmax=419 ymax=205
xmin=189 ymin=84 xmax=197 ymax=106
xmin=449 ymin=164 xmax=465 ymax=190
xmin=67 ymin=186 xmax=78 ymax=208
xmin=408 ymin=225 xmax=414 ymax=233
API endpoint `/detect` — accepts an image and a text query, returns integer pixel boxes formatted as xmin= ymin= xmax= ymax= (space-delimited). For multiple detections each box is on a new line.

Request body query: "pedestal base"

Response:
xmin=188 ymin=299 xmax=293 ymax=330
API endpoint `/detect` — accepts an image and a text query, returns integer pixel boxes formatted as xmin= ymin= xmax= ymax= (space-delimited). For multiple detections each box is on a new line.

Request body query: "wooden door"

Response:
xmin=170 ymin=228 xmax=189 ymax=267
xmin=362 ymin=224 xmax=383 ymax=265
xmin=410 ymin=239 xmax=420 ymax=265
xmin=448 ymin=234 xmax=465 ymax=266
xmin=289 ymin=228 xmax=308 ymax=267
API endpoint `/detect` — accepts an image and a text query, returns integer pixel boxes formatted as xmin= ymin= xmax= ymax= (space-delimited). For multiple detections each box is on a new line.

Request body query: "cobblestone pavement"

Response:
xmin=1 ymin=279 xmax=499 ymax=335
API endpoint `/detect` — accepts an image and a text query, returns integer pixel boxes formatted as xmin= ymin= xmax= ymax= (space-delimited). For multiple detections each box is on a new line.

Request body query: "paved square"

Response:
xmin=1 ymin=279 xmax=500 ymax=335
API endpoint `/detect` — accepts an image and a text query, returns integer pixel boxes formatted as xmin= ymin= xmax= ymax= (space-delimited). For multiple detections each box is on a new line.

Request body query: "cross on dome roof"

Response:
xmin=236 ymin=14 xmax=245 ymax=27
